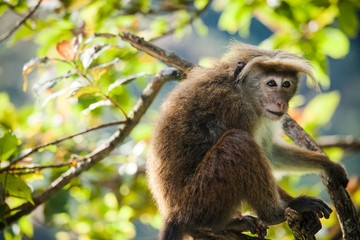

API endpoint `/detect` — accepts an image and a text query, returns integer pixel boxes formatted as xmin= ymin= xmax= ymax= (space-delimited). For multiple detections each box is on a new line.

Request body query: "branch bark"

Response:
xmin=120 ymin=32 xmax=193 ymax=73
xmin=121 ymin=32 xmax=360 ymax=239
xmin=285 ymin=208 xmax=316 ymax=240
xmin=0 ymin=67 xmax=181 ymax=229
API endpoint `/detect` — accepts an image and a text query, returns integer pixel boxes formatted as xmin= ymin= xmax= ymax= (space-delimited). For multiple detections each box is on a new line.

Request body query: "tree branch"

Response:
xmin=120 ymin=32 xmax=193 ymax=73
xmin=0 ymin=67 xmax=181 ymax=229
xmin=120 ymin=32 xmax=360 ymax=239
xmin=0 ymin=0 xmax=42 ymax=43
xmin=317 ymin=135 xmax=360 ymax=152
xmin=0 ymin=120 xmax=128 ymax=174
xmin=285 ymin=208 xmax=316 ymax=240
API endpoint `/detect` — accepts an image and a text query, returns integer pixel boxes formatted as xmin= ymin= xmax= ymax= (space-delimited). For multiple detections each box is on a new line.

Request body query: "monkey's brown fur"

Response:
xmin=146 ymin=43 xmax=348 ymax=239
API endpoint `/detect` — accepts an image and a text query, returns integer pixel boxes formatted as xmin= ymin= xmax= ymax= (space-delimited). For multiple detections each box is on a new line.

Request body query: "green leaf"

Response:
xmin=338 ymin=1 xmax=359 ymax=37
xmin=218 ymin=1 xmax=244 ymax=34
xmin=194 ymin=0 xmax=209 ymax=10
xmin=0 ymin=4 xmax=9 ymax=17
xmin=18 ymin=216 xmax=33 ymax=238
xmin=320 ymin=28 xmax=349 ymax=59
xmin=150 ymin=17 xmax=169 ymax=36
xmin=108 ymin=73 xmax=146 ymax=93
xmin=0 ymin=202 xmax=9 ymax=225
xmin=81 ymin=45 xmax=112 ymax=70
xmin=70 ymin=86 xmax=102 ymax=99
xmin=81 ymin=100 xmax=111 ymax=114
xmin=0 ymin=129 xmax=18 ymax=162
xmin=0 ymin=174 xmax=34 ymax=205
xmin=193 ymin=18 xmax=208 ymax=36
xmin=303 ymin=91 xmax=340 ymax=127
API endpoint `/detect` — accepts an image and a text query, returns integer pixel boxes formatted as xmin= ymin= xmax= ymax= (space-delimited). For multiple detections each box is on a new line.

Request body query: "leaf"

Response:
xmin=0 ymin=201 xmax=9 ymax=225
xmin=0 ymin=129 xmax=18 ymax=162
xmin=193 ymin=18 xmax=208 ymax=36
xmin=70 ymin=86 xmax=101 ymax=99
xmin=41 ymin=88 xmax=70 ymax=108
xmin=90 ymin=58 xmax=120 ymax=80
xmin=22 ymin=57 xmax=49 ymax=91
xmin=33 ymin=70 xmax=77 ymax=95
xmin=302 ymin=91 xmax=340 ymax=128
xmin=194 ymin=0 xmax=209 ymax=10
xmin=18 ymin=216 xmax=34 ymax=238
xmin=80 ymin=45 xmax=112 ymax=70
xmin=321 ymin=28 xmax=350 ymax=59
xmin=56 ymin=40 xmax=76 ymax=60
xmin=0 ymin=174 xmax=34 ymax=205
xmin=108 ymin=73 xmax=146 ymax=92
xmin=218 ymin=1 xmax=244 ymax=34
xmin=338 ymin=1 xmax=359 ymax=37
xmin=81 ymin=100 xmax=111 ymax=114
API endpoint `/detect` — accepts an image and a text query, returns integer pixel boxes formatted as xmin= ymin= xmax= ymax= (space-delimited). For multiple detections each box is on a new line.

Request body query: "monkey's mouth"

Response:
xmin=266 ymin=109 xmax=284 ymax=117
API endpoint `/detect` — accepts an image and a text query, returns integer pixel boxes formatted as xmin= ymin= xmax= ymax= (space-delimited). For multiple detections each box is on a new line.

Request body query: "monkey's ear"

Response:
xmin=233 ymin=61 xmax=246 ymax=82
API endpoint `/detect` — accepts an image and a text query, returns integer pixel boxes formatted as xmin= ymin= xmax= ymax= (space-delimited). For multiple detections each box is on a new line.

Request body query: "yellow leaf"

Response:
xmin=22 ymin=57 xmax=49 ymax=91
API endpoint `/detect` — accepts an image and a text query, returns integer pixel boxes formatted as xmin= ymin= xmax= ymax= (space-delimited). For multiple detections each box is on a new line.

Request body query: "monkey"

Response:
xmin=146 ymin=42 xmax=349 ymax=239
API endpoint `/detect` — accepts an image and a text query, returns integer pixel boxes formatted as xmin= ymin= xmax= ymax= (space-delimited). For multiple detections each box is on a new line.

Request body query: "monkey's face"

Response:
xmin=257 ymin=74 xmax=297 ymax=120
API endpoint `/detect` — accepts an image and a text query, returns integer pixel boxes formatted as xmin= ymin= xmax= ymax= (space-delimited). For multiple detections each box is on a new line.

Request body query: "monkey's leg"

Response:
xmin=186 ymin=129 xmax=286 ymax=237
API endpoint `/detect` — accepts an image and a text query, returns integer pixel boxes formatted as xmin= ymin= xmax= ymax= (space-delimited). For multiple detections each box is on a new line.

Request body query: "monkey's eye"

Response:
xmin=267 ymin=80 xmax=277 ymax=87
xmin=282 ymin=81 xmax=291 ymax=88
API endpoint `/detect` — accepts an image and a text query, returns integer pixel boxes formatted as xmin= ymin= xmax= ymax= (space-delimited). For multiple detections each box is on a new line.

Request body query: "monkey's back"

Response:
xmin=146 ymin=65 xmax=256 ymax=221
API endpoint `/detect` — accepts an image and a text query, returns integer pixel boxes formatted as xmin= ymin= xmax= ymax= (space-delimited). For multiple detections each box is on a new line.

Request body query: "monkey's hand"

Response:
xmin=288 ymin=196 xmax=332 ymax=235
xmin=226 ymin=215 xmax=268 ymax=239
xmin=325 ymin=162 xmax=349 ymax=187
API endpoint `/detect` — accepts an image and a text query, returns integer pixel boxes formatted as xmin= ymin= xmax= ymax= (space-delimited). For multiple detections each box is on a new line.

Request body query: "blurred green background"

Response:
xmin=0 ymin=0 xmax=359 ymax=239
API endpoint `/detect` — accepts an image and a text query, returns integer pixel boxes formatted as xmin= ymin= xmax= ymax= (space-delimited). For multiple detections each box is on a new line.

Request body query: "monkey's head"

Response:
xmin=227 ymin=43 xmax=317 ymax=120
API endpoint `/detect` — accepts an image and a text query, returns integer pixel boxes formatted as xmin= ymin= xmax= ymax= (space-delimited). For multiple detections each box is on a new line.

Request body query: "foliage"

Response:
xmin=0 ymin=0 xmax=359 ymax=239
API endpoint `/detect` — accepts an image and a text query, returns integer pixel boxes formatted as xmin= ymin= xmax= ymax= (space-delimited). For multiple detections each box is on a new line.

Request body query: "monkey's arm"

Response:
xmin=271 ymin=142 xmax=348 ymax=187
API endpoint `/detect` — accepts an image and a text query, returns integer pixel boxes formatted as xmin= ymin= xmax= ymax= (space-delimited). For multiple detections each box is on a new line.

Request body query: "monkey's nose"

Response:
xmin=275 ymin=99 xmax=286 ymax=112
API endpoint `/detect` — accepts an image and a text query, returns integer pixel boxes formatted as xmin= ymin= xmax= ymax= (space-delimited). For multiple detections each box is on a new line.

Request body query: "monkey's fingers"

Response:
xmin=289 ymin=196 xmax=332 ymax=219
xmin=242 ymin=216 xmax=268 ymax=239
xmin=310 ymin=199 xmax=332 ymax=219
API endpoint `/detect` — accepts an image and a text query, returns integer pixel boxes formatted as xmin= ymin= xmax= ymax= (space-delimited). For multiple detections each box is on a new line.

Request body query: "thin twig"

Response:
xmin=103 ymin=94 xmax=129 ymax=120
xmin=317 ymin=135 xmax=360 ymax=152
xmin=0 ymin=0 xmax=42 ymax=43
xmin=0 ymin=120 xmax=127 ymax=174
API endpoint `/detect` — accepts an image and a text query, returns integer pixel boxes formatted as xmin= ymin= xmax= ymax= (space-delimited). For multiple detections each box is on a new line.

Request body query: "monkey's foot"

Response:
xmin=226 ymin=215 xmax=268 ymax=239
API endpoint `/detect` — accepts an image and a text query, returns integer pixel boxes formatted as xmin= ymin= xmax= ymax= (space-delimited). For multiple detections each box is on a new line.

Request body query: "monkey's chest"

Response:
xmin=253 ymin=118 xmax=274 ymax=155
